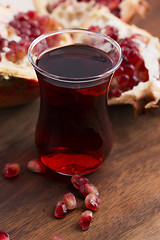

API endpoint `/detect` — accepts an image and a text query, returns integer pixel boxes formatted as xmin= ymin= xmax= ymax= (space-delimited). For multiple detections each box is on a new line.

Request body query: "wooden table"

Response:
xmin=0 ymin=0 xmax=160 ymax=239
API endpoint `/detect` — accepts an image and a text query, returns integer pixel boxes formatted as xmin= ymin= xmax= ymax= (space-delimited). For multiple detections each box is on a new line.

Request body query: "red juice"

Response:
xmin=35 ymin=44 xmax=113 ymax=175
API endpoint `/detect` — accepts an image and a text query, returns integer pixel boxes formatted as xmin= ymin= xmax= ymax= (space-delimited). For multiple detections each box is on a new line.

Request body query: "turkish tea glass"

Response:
xmin=28 ymin=28 xmax=122 ymax=175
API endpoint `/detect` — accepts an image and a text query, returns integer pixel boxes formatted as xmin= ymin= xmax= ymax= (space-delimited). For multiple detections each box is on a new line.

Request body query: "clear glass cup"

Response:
xmin=28 ymin=28 xmax=122 ymax=175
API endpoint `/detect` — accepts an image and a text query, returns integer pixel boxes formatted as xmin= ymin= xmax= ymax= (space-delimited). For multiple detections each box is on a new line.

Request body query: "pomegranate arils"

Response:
xmin=85 ymin=193 xmax=101 ymax=211
xmin=104 ymin=25 xmax=118 ymax=40
xmin=71 ymin=174 xmax=89 ymax=189
xmin=0 ymin=231 xmax=10 ymax=240
xmin=79 ymin=210 xmax=93 ymax=231
xmin=117 ymin=74 xmax=130 ymax=88
xmin=54 ymin=201 xmax=67 ymax=218
xmin=3 ymin=163 xmax=20 ymax=178
xmin=52 ymin=236 xmax=65 ymax=240
xmin=62 ymin=192 xmax=77 ymax=210
xmin=79 ymin=183 xmax=99 ymax=197
xmin=27 ymin=159 xmax=46 ymax=173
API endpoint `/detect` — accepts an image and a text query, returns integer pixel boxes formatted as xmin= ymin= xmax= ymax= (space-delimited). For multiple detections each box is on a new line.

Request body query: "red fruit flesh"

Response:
xmin=79 ymin=183 xmax=99 ymax=197
xmin=3 ymin=163 xmax=20 ymax=178
xmin=85 ymin=193 xmax=101 ymax=211
xmin=0 ymin=231 xmax=10 ymax=240
xmin=79 ymin=210 xmax=93 ymax=231
xmin=62 ymin=192 xmax=77 ymax=210
xmin=27 ymin=159 xmax=46 ymax=173
xmin=71 ymin=174 xmax=89 ymax=189
xmin=54 ymin=201 xmax=67 ymax=218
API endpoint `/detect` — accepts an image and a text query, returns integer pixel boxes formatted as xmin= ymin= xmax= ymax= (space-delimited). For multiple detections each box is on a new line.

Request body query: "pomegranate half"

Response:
xmin=0 ymin=5 xmax=60 ymax=107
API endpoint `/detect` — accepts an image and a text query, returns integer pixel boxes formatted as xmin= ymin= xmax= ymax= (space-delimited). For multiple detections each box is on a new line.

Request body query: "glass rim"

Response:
xmin=28 ymin=28 xmax=123 ymax=84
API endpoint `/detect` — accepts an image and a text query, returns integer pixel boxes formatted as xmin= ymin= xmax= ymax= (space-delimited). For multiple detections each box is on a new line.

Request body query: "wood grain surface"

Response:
xmin=0 ymin=0 xmax=160 ymax=239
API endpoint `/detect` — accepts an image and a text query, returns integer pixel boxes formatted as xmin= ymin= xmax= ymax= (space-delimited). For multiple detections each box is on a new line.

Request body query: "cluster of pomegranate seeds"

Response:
xmin=0 ymin=231 xmax=10 ymax=240
xmin=0 ymin=11 xmax=57 ymax=63
xmin=54 ymin=201 xmax=68 ymax=218
xmin=27 ymin=159 xmax=46 ymax=173
xmin=88 ymin=25 xmax=150 ymax=98
xmin=79 ymin=210 xmax=93 ymax=231
xmin=3 ymin=163 xmax=20 ymax=178
xmin=109 ymin=37 xmax=149 ymax=97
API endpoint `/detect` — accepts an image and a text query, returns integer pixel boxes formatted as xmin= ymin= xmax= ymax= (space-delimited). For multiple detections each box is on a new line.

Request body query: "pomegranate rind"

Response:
xmin=33 ymin=0 xmax=149 ymax=28
xmin=80 ymin=9 xmax=160 ymax=114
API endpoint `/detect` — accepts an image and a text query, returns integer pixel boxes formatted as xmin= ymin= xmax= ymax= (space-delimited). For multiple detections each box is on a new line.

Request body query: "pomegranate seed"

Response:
xmin=114 ymin=65 xmax=124 ymax=76
xmin=21 ymin=21 xmax=31 ymax=29
xmin=89 ymin=26 xmax=101 ymax=32
xmin=117 ymin=74 xmax=130 ymax=88
xmin=71 ymin=174 xmax=89 ymax=189
xmin=0 ymin=55 xmax=1 ymax=62
xmin=79 ymin=183 xmax=99 ymax=197
xmin=54 ymin=201 xmax=67 ymax=218
xmin=128 ymin=76 xmax=139 ymax=88
xmin=123 ymin=64 xmax=135 ymax=76
xmin=6 ymin=50 xmax=17 ymax=63
xmin=15 ymin=12 xmax=29 ymax=21
xmin=0 ymin=231 xmax=10 ymax=240
xmin=29 ymin=19 xmax=39 ymax=28
xmin=15 ymin=45 xmax=26 ymax=60
xmin=31 ymin=28 xmax=41 ymax=38
xmin=8 ymin=40 xmax=17 ymax=50
xmin=79 ymin=210 xmax=93 ymax=231
xmin=21 ymin=28 xmax=31 ymax=36
xmin=9 ymin=19 xmax=21 ymax=29
xmin=0 ymin=38 xmax=8 ymax=50
xmin=62 ymin=192 xmax=77 ymax=210
xmin=27 ymin=10 xmax=38 ymax=19
xmin=3 ymin=163 xmax=20 ymax=178
xmin=52 ymin=236 xmax=65 ymax=240
xmin=104 ymin=25 xmax=118 ymax=40
xmin=27 ymin=159 xmax=46 ymax=173
xmin=85 ymin=193 xmax=101 ymax=211
xmin=109 ymin=88 xmax=122 ymax=98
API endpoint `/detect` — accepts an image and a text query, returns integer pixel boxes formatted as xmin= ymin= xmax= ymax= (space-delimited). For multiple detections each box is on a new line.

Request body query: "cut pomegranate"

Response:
xmin=27 ymin=159 xmax=46 ymax=173
xmin=54 ymin=201 xmax=67 ymax=218
xmin=62 ymin=192 xmax=77 ymax=210
xmin=85 ymin=193 xmax=101 ymax=211
xmin=79 ymin=210 xmax=93 ymax=231
xmin=71 ymin=174 xmax=89 ymax=189
xmin=0 ymin=231 xmax=10 ymax=240
xmin=3 ymin=163 xmax=20 ymax=178
xmin=79 ymin=183 xmax=99 ymax=197
xmin=52 ymin=236 xmax=65 ymax=240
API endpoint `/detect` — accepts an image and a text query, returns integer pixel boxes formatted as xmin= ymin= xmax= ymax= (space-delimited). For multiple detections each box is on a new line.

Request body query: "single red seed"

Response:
xmin=27 ymin=10 xmax=38 ymax=19
xmin=52 ymin=236 xmax=65 ymax=240
xmin=117 ymin=74 xmax=130 ymax=88
xmin=15 ymin=45 xmax=26 ymax=60
xmin=79 ymin=183 xmax=99 ymax=197
xmin=85 ymin=193 xmax=101 ymax=211
xmin=0 ymin=55 xmax=1 ymax=62
xmin=79 ymin=210 xmax=93 ymax=231
xmin=88 ymin=26 xmax=101 ymax=32
xmin=54 ymin=201 xmax=67 ymax=218
xmin=62 ymin=192 xmax=77 ymax=210
xmin=71 ymin=174 xmax=89 ymax=189
xmin=0 ymin=38 xmax=8 ymax=50
xmin=3 ymin=163 xmax=20 ymax=178
xmin=109 ymin=88 xmax=122 ymax=98
xmin=0 ymin=231 xmax=10 ymax=240
xmin=27 ymin=159 xmax=46 ymax=173
xmin=6 ymin=50 xmax=17 ymax=63
xmin=8 ymin=40 xmax=17 ymax=50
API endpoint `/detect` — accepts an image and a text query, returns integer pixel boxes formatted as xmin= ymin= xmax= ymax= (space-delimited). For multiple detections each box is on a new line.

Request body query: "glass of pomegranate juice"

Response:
xmin=28 ymin=28 xmax=122 ymax=175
